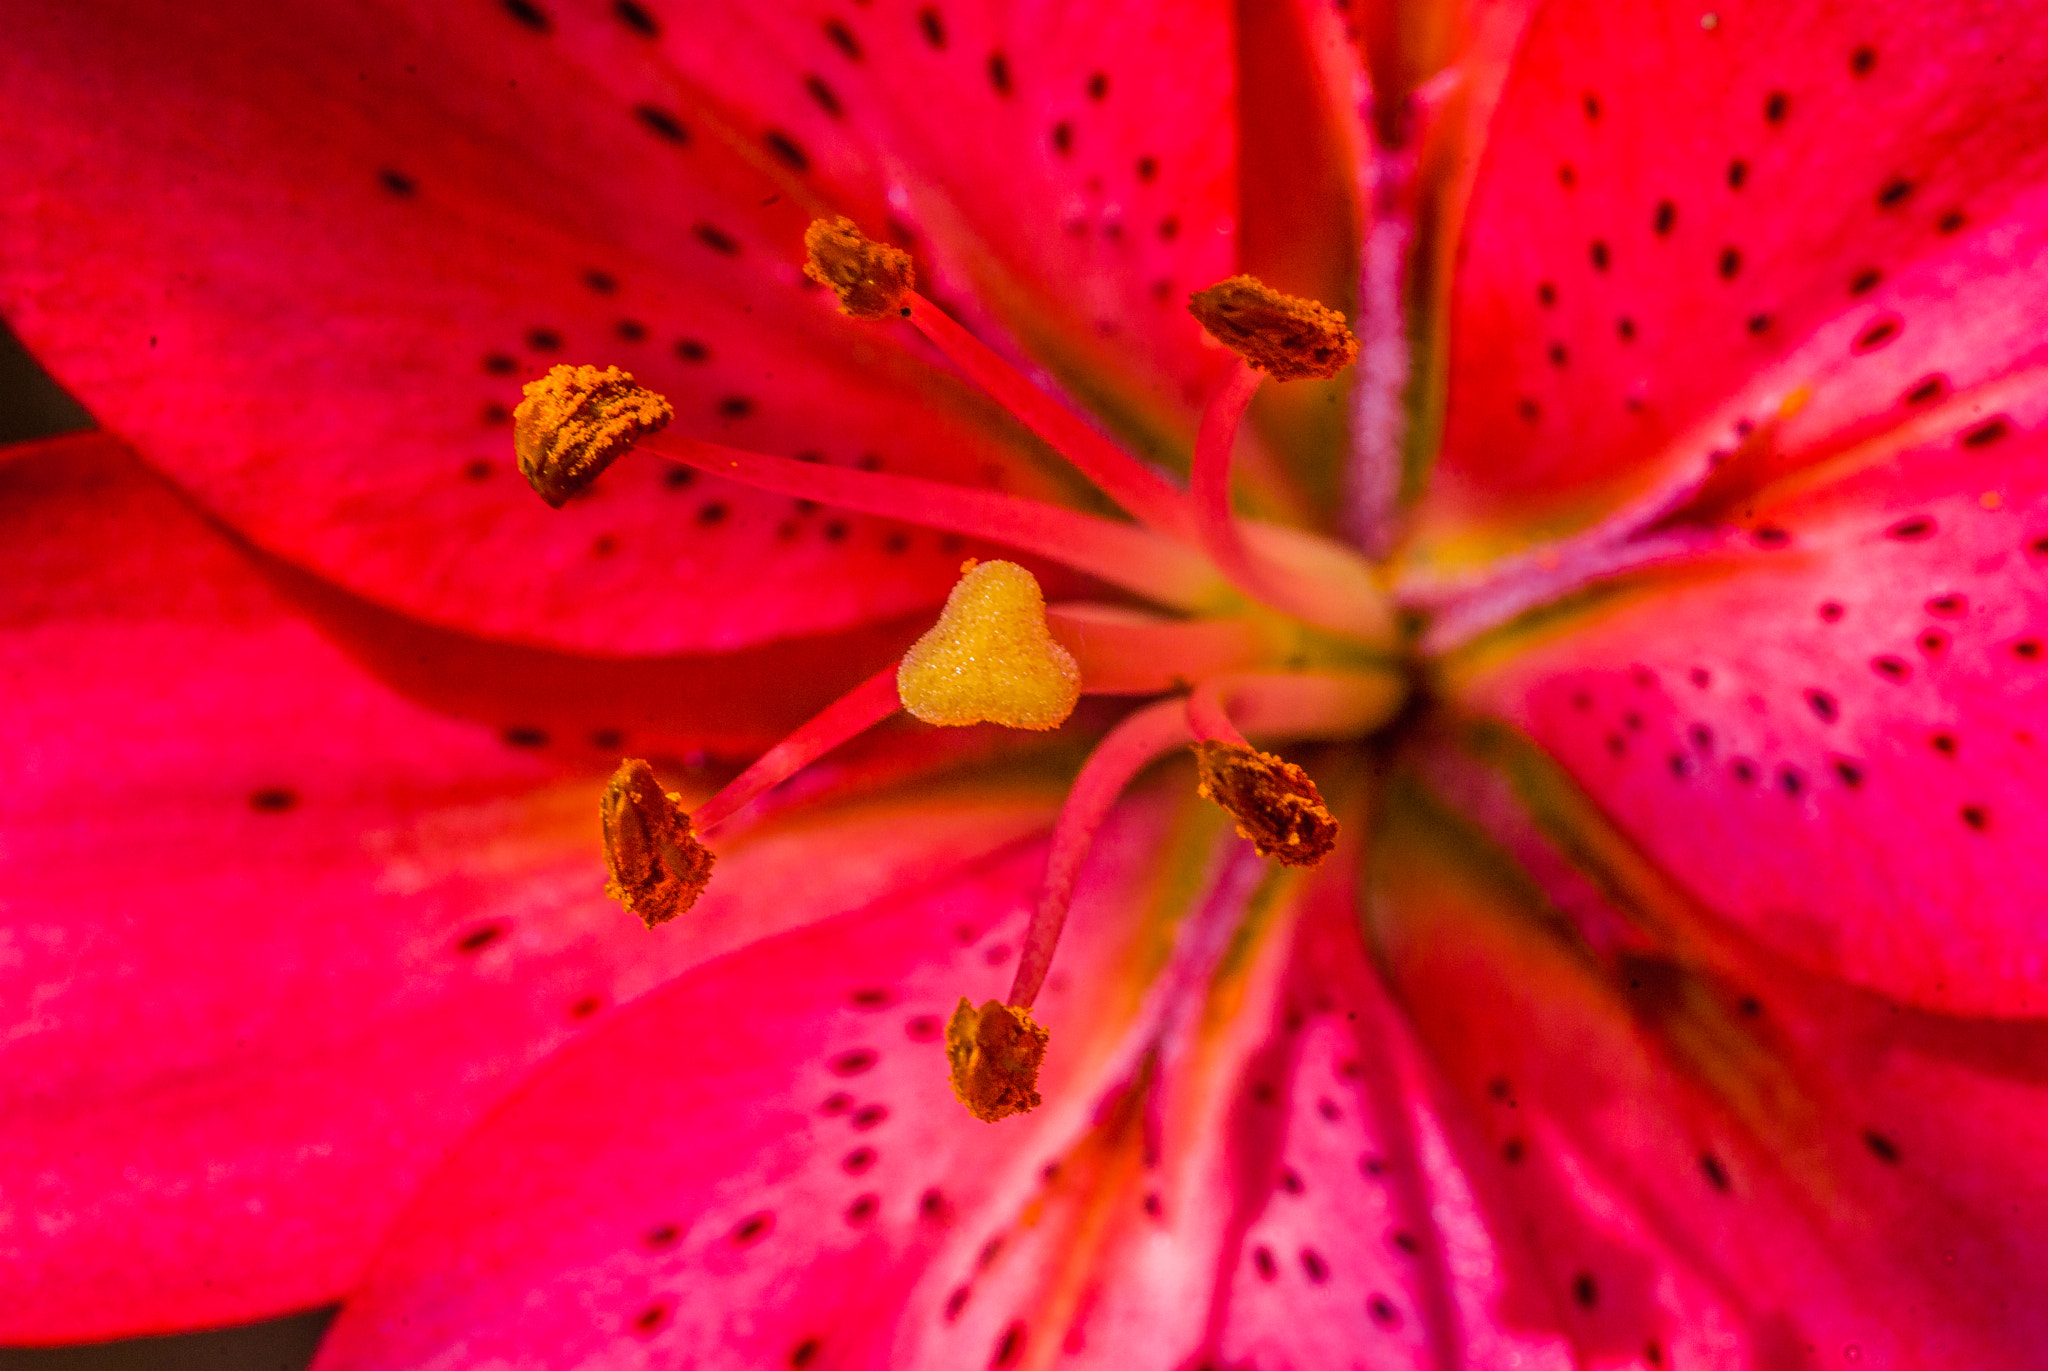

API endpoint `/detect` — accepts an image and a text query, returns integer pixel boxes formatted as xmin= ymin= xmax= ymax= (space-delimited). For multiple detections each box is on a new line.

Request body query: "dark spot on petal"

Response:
xmin=944 ymin=1286 xmax=970 ymax=1321
xmin=987 ymin=50 xmax=1011 ymax=95
xmin=1961 ymin=804 xmax=1989 ymax=831
xmin=644 ymin=1223 xmax=679 ymax=1248
xmin=790 ymin=1337 xmax=821 ymax=1368
xmin=845 ymin=1192 xmax=878 ymax=1225
xmin=1049 ymin=121 xmax=1073 ymax=155
xmin=906 ymin=1014 xmax=943 ymax=1041
xmin=1581 ymin=91 xmax=1603 ymax=120
xmin=851 ymin=1103 xmax=889 ymax=1131
xmin=1536 ymin=281 xmax=1557 ymax=307
xmin=1877 ymin=176 xmax=1914 ymax=209
xmin=1617 ymin=315 xmax=1637 ymax=341
xmin=1653 ymin=200 xmax=1676 ymax=236
xmin=1849 ymin=267 xmax=1882 ymax=296
xmin=1369 ymin=1294 xmax=1402 ymax=1328
xmin=1903 ymin=374 xmax=1949 ymax=405
xmin=1278 ymin=1167 xmax=1304 ymax=1195
xmin=1932 ymin=732 xmax=1957 ymax=756
xmin=1136 ymin=154 xmax=1159 ymax=182
xmin=633 ymin=1303 xmax=667 ymax=1334
xmin=1573 ymin=1272 xmax=1599 ymax=1309
xmin=1726 ymin=159 xmax=1748 ymax=190
xmin=693 ymin=222 xmax=740 ymax=255
xmin=1391 ymin=1230 xmax=1420 ymax=1255
xmin=526 ymin=328 xmax=562 ymax=353
xmin=502 ymin=0 xmax=551 ymax=32
xmin=1087 ymin=71 xmax=1109 ymax=100
xmin=1851 ymin=44 xmax=1876 ymax=75
xmin=1589 ymin=240 xmax=1611 ymax=271
xmin=918 ymin=7 xmax=946 ymax=48
xmin=1919 ymin=627 xmax=1949 ymax=655
xmin=850 ymin=986 xmax=897 ymax=1010
xmin=1718 ymin=246 xmax=1742 ymax=279
xmin=1819 ymin=601 xmax=1845 ymax=623
xmin=249 ymin=787 xmax=297 ymax=813
xmin=731 ymin=1211 xmax=774 ymax=1245
xmin=1732 ymin=757 xmax=1758 ymax=784
xmin=674 ymin=338 xmax=709 ymax=363
xmin=1747 ymin=313 xmax=1772 ymax=335
xmin=483 ymin=351 xmax=517 ymax=375
xmin=1689 ymin=722 xmax=1714 ymax=752
xmin=822 ymin=17 xmax=862 ymax=60
xmin=695 ymin=501 xmax=728 ymax=526
xmin=2015 ymin=640 xmax=2042 ymax=661
xmin=830 ymin=1048 xmax=878 ymax=1076
xmin=1558 ymin=163 xmax=1577 ymax=189
xmin=842 ymin=1146 xmax=876 ymax=1174
xmin=1764 ymin=90 xmax=1789 ymax=123
xmin=663 ymin=467 xmax=695 ymax=489
xmin=635 ymin=104 xmax=689 ymax=145
xmin=1778 ymin=766 xmax=1805 ymax=797
xmin=1926 ymin=593 xmax=1967 ymax=618
xmin=456 ymin=923 xmax=506 ymax=953
xmin=1752 ymin=525 xmax=1790 ymax=547
xmin=582 ymin=268 xmax=618 ymax=294
xmin=1252 ymin=1246 xmax=1278 ymax=1280
xmin=1158 ymin=215 xmax=1180 ymax=241
xmin=378 ymin=168 xmax=416 ymax=196
xmin=1518 ymin=398 xmax=1541 ymax=422
xmin=613 ymin=0 xmax=659 ymax=37
xmin=570 ymin=994 xmax=603 ymax=1019
xmin=920 ymin=1187 xmax=953 ymax=1225
xmin=1863 ymin=1129 xmax=1901 ymax=1163
xmin=615 ymin=318 xmax=647 ymax=342
xmin=1854 ymin=316 xmax=1901 ymax=352
xmin=502 ymin=725 xmax=549 ymax=748
xmin=821 ymin=1092 xmax=853 ymax=1115
xmin=991 ymin=1321 xmax=1025 ymax=1368
xmin=1886 ymin=515 xmax=1936 ymax=541
xmin=1700 ymin=1151 xmax=1731 ymax=1191
xmin=765 ymin=129 xmax=811 ymax=174
xmin=1668 ymin=753 xmax=1693 ymax=779
xmin=1938 ymin=208 xmax=1967 ymax=234
xmin=1300 ymin=1248 xmax=1330 ymax=1283
xmin=1548 ymin=342 xmax=1569 ymax=367
xmin=717 ymin=395 xmax=755 ymax=420
xmin=1805 ymin=689 xmax=1839 ymax=723
xmin=1501 ymin=1137 xmax=1527 ymax=1164
xmin=804 ymin=74 xmax=844 ymax=118
xmin=1832 ymin=758 xmax=1865 ymax=789
xmin=1962 ymin=416 xmax=2011 ymax=448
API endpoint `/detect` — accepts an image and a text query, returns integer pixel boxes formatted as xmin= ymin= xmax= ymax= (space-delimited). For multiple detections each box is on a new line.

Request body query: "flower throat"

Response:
xmin=511 ymin=218 xmax=1406 ymax=1121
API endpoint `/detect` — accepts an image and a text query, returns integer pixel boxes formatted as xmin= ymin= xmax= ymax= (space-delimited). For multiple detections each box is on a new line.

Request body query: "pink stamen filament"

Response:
xmin=905 ymin=294 xmax=1198 ymax=541
xmin=1192 ymin=361 xmax=1394 ymax=641
xmin=1007 ymin=667 xmax=1402 ymax=1009
xmin=1048 ymin=604 xmax=1277 ymax=696
xmin=640 ymin=432 xmax=1221 ymax=612
xmin=1007 ymin=697 xmax=1193 ymax=1009
xmin=691 ymin=668 xmax=902 ymax=833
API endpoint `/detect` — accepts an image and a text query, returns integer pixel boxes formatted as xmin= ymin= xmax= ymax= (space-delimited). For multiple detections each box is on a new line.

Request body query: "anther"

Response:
xmin=803 ymin=216 xmax=915 ymax=319
xmin=945 ymin=997 xmax=1049 ymax=1121
xmin=897 ymin=560 xmax=1081 ymax=730
xmin=601 ymin=758 xmax=715 ymax=927
xmin=1187 ymin=276 xmax=1359 ymax=382
xmin=513 ymin=364 xmax=673 ymax=507
xmin=1193 ymin=741 xmax=1338 ymax=867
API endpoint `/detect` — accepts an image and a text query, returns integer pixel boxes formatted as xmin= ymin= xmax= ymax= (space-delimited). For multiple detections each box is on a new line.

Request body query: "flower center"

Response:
xmin=508 ymin=217 xmax=1411 ymax=1121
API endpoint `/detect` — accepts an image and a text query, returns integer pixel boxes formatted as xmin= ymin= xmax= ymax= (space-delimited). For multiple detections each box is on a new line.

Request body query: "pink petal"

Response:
xmin=0 ymin=437 xmax=1057 ymax=1341
xmin=1425 ymin=0 xmax=2048 ymax=550
xmin=1371 ymin=777 xmax=2048 ymax=1368
xmin=308 ymin=788 xmax=1528 ymax=1370
xmin=0 ymin=0 xmax=1219 ymax=656
xmin=1459 ymin=403 xmax=2048 ymax=1016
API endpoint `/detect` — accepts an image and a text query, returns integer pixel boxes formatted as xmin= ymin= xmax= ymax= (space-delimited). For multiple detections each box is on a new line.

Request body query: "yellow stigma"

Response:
xmin=945 ymin=997 xmax=1049 ymax=1122
xmin=897 ymin=559 xmax=1081 ymax=730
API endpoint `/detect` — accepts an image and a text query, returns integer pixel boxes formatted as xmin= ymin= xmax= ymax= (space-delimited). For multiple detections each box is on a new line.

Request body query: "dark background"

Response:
xmin=1 ymin=318 xmax=334 ymax=1368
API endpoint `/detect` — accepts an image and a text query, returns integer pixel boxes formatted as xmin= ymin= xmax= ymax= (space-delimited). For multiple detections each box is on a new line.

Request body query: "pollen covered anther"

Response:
xmin=945 ymin=997 xmax=1049 ymax=1122
xmin=513 ymin=364 xmax=672 ymax=507
xmin=897 ymin=559 xmax=1081 ymax=729
xmin=1187 ymin=275 xmax=1359 ymax=381
xmin=600 ymin=758 xmax=714 ymax=928
xmin=803 ymin=215 xmax=915 ymax=319
xmin=1194 ymin=740 xmax=1339 ymax=868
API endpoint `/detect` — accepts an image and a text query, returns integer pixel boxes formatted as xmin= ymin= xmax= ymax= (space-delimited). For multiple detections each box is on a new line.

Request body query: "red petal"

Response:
xmin=0 ymin=438 xmax=1056 ymax=1341
xmin=0 ymin=1 xmax=1150 ymax=655
xmin=1372 ymin=779 xmax=2048 ymax=1367
xmin=1460 ymin=406 xmax=2048 ymax=1016
xmin=1426 ymin=0 xmax=2048 ymax=550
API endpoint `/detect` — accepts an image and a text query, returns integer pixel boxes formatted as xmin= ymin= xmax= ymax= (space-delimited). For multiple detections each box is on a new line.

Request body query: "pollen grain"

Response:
xmin=803 ymin=215 xmax=915 ymax=319
xmin=1194 ymin=740 xmax=1339 ymax=867
xmin=601 ymin=758 xmax=715 ymax=927
xmin=513 ymin=364 xmax=672 ymax=507
xmin=946 ymin=997 xmax=1050 ymax=1122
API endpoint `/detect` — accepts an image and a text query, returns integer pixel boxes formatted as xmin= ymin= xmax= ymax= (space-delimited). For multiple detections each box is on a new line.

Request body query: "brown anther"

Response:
xmin=513 ymin=364 xmax=673 ymax=508
xmin=1194 ymin=740 xmax=1339 ymax=867
xmin=1187 ymin=275 xmax=1359 ymax=381
xmin=803 ymin=216 xmax=915 ymax=320
xmin=600 ymin=758 xmax=714 ymax=928
xmin=945 ymin=997 xmax=1049 ymax=1122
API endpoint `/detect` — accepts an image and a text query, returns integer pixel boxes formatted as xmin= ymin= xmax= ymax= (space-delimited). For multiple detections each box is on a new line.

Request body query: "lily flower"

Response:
xmin=5 ymin=1 xmax=2047 ymax=1367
